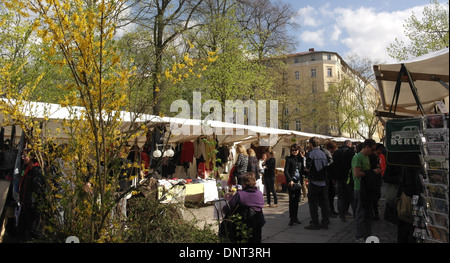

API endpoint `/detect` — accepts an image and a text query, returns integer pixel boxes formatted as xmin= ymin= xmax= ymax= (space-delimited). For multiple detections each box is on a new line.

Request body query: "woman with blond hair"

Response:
xmin=234 ymin=144 xmax=248 ymax=185
xmin=247 ymin=148 xmax=263 ymax=192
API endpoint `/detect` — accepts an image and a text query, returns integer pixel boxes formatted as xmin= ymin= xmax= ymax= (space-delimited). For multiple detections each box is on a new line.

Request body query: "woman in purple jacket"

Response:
xmin=223 ymin=172 xmax=266 ymax=243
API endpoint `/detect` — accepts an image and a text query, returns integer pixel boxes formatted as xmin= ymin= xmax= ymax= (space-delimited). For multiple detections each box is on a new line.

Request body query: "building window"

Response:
xmin=311 ymin=55 xmax=315 ymax=61
xmin=310 ymin=68 xmax=317 ymax=77
xmin=294 ymin=58 xmax=299 ymax=63
xmin=284 ymin=122 xmax=290 ymax=130
xmin=295 ymin=71 xmax=300 ymax=80
xmin=327 ymin=54 xmax=332 ymax=60
xmin=327 ymin=68 xmax=332 ymax=77
xmin=295 ymin=120 xmax=301 ymax=131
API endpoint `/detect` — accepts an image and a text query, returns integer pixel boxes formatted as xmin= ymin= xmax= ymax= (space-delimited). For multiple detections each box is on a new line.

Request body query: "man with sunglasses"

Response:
xmin=351 ymin=139 xmax=382 ymax=243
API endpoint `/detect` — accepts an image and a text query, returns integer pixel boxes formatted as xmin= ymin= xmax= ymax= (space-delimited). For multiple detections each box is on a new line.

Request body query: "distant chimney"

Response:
xmin=309 ymin=48 xmax=315 ymax=52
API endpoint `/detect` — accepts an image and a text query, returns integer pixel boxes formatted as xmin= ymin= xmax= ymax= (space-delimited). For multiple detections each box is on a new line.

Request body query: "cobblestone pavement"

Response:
xmin=327 ymin=195 xmax=398 ymax=243
xmin=263 ymin=182 xmax=398 ymax=243
xmin=186 ymin=182 xmax=399 ymax=243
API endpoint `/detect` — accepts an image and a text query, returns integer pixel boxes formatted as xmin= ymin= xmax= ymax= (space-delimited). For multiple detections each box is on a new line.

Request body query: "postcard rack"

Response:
xmin=415 ymin=113 xmax=449 ymax=243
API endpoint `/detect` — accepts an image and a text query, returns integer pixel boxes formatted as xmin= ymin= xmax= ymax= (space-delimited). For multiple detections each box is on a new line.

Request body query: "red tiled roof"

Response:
xmin=286 ymin=51 xmax=313 ymax=56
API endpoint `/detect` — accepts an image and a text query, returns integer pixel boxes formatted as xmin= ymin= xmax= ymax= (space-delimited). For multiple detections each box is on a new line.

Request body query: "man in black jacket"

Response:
xmin=284 ymin=144 xmax=305 ymax=226
xmin=332 ymin=140 xmax=355 ymax=221
xmin=304 ymin=137 xmax=330 ymax=230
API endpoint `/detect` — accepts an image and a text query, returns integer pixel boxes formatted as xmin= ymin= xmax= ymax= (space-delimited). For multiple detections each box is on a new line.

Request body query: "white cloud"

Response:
xmin=293 ymin=3 xmax=428 ymax=63
xmin=296 ymin=6 xmax=321 ymax=27
xmin=334 ymin=6 xmax=426 ymax=62
xmin=300 ymin=29 xmax=325 ymax=47
xmin=318 ymin=2 xmax=334 ymax=18
xmin=331 ymin=25 xmax=341 ymax=42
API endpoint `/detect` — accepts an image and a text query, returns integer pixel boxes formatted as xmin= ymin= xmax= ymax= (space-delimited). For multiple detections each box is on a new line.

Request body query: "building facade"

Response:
xmin=278 ymin=48 xmax=379 ymax=140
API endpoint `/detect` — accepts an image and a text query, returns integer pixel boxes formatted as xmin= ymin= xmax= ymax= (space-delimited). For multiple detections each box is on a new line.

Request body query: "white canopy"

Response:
xmin=331 ymin=137 xmax=364 ymax=143
xmin=2 ymin=100 xmax=342 ymax=146
xmin=374 ymin=48 xmax=449 ymax=117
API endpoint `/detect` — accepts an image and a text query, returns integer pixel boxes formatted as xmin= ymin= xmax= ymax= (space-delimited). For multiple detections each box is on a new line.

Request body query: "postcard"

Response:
xmin=424 ymin=142 xmax=448 ymax=157
xmin=425 ymin=183 xmax=448 ymax=200
xmin=423 ymin=128 xmax=448 ymax=142
xmin=427 ymin=225 xmax=449 ymax=243
xmin=424 ymin=156 xmax=448 ymax=170
xmin=427 ymin=211 xmax=449 ymax=229
xmin=424 ymin=114 xmax=446 ymax=129
xmin=426 ymin=197 xmax=449 ymax=214
xmin=426 ymin=169 xmax=449 ymax=185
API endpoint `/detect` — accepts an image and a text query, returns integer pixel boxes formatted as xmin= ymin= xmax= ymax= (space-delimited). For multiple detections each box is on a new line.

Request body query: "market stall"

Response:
xmin=374 ymin=48 xmax=449 ymax=243
xmin=374 ymin=48 xmax=449 ymax=120
xmin=1 ymin=99 xmax=360 ymax=205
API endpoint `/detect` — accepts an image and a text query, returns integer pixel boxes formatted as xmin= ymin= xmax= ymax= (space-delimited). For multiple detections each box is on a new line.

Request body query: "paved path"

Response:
xmin=186 ymin=183 xmax=398 ymax=243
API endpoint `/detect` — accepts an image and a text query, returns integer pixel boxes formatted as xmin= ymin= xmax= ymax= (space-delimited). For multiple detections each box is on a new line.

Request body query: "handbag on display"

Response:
xmin=384 ymin=64 xmax=425 ymax=168
xmin=397 ymin=192 xmax=413 ymax=223
xmin=385 ymin=118 xmax=423 ymax=167
xmin=384 ymin=183 xmax=400 ymax=207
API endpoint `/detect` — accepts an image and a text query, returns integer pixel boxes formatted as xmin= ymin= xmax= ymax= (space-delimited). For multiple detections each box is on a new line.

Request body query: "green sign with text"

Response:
xmin=385 ymin=118 xmax=422 ymax=152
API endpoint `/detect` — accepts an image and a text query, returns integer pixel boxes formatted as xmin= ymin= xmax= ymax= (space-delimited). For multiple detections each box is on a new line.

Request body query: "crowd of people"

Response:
xmin=225 ymin=137 xmax=391 ymax=243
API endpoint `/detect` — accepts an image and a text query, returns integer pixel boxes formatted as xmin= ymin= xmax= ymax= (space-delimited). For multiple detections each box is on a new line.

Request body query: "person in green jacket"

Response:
xmin=352 ymin=139 xmax=382 ymax=243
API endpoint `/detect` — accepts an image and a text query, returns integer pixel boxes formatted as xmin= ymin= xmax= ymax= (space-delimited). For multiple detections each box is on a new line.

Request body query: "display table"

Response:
xmin=158 ymin=179 xmax=221 ymax=204
xmin=185 ymin=180 xmax=219 ymax=203
xmin=184 ymin=183 xmax=204 ymax=202
xmin=158 ymin=183 xmax=186 ymax=204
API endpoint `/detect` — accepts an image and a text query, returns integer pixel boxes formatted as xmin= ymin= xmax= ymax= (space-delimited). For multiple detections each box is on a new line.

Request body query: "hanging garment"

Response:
xmin=196 ymin=155 xmax=205 ymax=171
xmin=173 ymin=143 xmax=183 ymax=165
xmin=162 ymin=157 xmax=177 ymax=178
xmin=216 ymin=146 xmax=230 ymax=167
xmin=141 ymin=152 xmax=150 ymax=177
xmin=145 ymin=125 xmax=166 ymax=168
xmin=205 ymin=140 xmax=216 ymax=171
xmin=194 ymin=137 xmax=207 ymax=159
xmin=180 ymin=141 xmax=194 ymax=164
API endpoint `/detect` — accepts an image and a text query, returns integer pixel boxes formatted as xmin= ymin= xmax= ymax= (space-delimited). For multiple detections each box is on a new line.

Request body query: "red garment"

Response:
xmin=19 ymin=162 xmax=39 ymax=193
xmin=198 ymin=162 xmax=206 ymax=178
xmin=18 ymin=162 xmax=40 ymax=209
xmin=197 ymin=162 xmax=213 ymax=179
xmin=228 ymin=166 xmax=236 ymax=186
xmin=378 ymin=153 xmax=386 ymax=177
xmin=141 ymin=152 xmax=150 ymax=176
xmin=180 ymin=141 xmax=194 ymax=163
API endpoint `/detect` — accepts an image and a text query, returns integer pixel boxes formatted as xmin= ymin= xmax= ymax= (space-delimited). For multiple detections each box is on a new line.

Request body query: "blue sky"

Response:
xmin=280 ymin=0 xmax=447 ymax=63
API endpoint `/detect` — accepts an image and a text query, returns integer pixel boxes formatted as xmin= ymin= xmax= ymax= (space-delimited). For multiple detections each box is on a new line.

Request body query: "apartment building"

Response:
xmin=278 ymin=48 xmax=377 ymax=139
